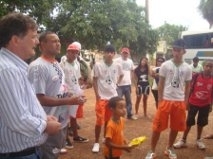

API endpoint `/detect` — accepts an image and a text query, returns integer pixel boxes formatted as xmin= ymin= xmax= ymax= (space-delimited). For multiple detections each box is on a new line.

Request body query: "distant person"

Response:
xmin=104 ymin=96 xmax=134 ymax=159
xmin=190 ymin=56 xmax=203 ymax=75
xmin=151 ymin=57 xmax=165 ymax=108
xmin=114 ymin=47 xmax=135 ymax=119
xmin=133 ymin=57 xmax=150 ymax=118
xmin=92 ymin=44 xmax=124 ymax=153
xmin=0 ymin=13 xmax=61 ymax=159
xmin=173 ymin=60 xmax=213 ymax=150
xmin=28 ymin=31 xmax=85 ymax=159
xmin=145 ymin=39 xmax=192 ymax=159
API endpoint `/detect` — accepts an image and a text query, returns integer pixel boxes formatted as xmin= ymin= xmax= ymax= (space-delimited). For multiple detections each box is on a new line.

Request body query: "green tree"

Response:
xmin=198 ymin=0 xmax=213 ymax=28
xmin=47 ymin=0 xmax=158 ymax=56
xmin=156 ymin=22 xmax=187 ymax=46
xmin=0 ymin=0 xmax=61 ymax=27
xmin=0 ymin=0 xmax=158 ymax=57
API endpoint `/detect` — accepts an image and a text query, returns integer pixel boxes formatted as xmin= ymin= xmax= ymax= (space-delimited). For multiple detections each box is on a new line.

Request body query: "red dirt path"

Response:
xmin=59 ymin=88 xmax=213 ymax=159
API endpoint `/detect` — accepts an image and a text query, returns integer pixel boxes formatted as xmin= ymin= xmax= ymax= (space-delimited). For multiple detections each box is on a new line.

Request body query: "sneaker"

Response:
xmin=65 ymin=139 xmax=74 ymax=149
xmin=164 ymin=148 xmax=177 ymax=159
xmin=173 ymin=139 xmax=187 ymax=148
xmin=145 ymin=151 xmax=157 ymax=159
xmin=73 ymin=136 xmax=89 ymax=143
xmin=92 ymin=143 xmax=100 ymax=153
xmin=196 ymin=139 xmax=206 ymax=150
xmin=131 ymin=114 xmax=138 ymax=120
xmin=60 ymin=148 xmax=67 ymax=154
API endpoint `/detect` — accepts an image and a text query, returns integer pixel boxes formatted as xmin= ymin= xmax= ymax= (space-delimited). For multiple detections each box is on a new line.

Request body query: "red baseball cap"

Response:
xmin=121 ymin=47 xmax=130 ymax=54
xmin=67 ymin=43 xmax=80 ymax=51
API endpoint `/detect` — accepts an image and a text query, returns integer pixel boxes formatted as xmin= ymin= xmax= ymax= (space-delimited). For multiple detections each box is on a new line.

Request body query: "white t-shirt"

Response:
xmin=151 ymin=67 xmax=160 ymax=90
xmin=28 ymin=57 xmax=69 ymax=128
xmin=93 ymin=61 xmax=123 ymax=100
xmin=160 ymin=60 xmax=192 ymax=101
xmin=114 ymin=57 xmax=134 ymax=86
xmin=60 ymin=57 xmax=82 ymax=94
xmin=189 ymin=63 xmax=203 ymax=74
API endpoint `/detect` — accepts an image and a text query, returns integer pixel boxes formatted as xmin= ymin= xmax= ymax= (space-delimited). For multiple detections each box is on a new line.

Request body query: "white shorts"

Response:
xmin=69 ymin=105 xmax=79 ymax=118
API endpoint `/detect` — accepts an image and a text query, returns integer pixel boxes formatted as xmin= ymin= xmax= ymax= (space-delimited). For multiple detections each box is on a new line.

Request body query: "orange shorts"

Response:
xmin=95 ymin=99 xmax=112 ymax=126
xmin=76 ymin=104 xmax=83 ymax=118
xmin=152 ymin=100 xmax=186 ymax=132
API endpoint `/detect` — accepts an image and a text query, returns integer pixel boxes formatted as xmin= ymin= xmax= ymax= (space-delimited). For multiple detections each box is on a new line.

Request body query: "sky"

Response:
xmin=136 ymin=0 xmax=210 ymax=31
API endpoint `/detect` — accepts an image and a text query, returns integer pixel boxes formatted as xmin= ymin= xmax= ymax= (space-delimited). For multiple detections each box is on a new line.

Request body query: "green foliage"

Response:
xmin=199 ymin=0 xmax=213 ymax=28
xmin=156 ymin=22 xmax=187 ymax=46
xmin=0 ymin=0 xmax=158 ymax=57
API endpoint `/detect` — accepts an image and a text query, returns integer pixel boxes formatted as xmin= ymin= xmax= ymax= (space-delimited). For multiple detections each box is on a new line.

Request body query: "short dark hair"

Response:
xmin=193 ymin=56 xmax=199 ymax=62
xmin=104 ymin=44 xmax=115 ymax=52
xmin=157 ymin=57 xmax=165 ymax=62
xmin=108 ymin=96 xmax=124 ymax=109
xmin=172 ymin=39 xmax=185 ymax=49
xmin=39 ymin=31 xmax=55 ymax=43
xmin=0 ymin=12 xmax=37 ymax=48
xmin=202 ymin=59 xmax=213 ymax=66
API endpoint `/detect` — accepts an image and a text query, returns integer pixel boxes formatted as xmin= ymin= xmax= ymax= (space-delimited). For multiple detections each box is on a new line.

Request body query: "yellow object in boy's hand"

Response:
xmin=128 ymin=136 xmax=146 ymax=147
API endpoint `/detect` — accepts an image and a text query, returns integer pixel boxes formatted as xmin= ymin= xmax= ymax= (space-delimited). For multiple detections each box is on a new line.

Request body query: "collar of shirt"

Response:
xmin=1 ymin=47 xmax=28 ymax=73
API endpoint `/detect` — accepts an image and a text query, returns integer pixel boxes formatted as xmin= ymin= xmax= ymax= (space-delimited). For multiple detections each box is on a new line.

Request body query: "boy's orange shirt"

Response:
xmin=103 ymin=117 xmax=125 ymax=158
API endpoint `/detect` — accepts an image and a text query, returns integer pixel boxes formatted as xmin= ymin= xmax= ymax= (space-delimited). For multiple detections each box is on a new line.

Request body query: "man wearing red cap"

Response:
xmin=60 ymin=42 xmax=89 ymax=148
xmin=114 ymin=47 xmax=135 ymax=120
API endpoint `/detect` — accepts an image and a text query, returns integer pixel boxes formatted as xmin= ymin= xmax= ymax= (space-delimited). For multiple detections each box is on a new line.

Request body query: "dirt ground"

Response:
xmin=59 ymin=87 xmax=213 ymax=159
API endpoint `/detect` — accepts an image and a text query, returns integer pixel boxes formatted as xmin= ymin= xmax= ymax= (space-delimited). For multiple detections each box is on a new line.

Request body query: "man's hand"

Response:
xmin=45 ymin=115 xmax=61 ymax=135
xmin=68 ymin=96 xmax=87 ymax=105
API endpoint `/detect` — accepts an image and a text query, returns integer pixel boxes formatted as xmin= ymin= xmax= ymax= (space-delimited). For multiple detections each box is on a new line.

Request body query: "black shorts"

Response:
xmin=137 ymin=85 xmax=150 ymax=95
xmin=186 ymin=104 xmax=210 ymax=127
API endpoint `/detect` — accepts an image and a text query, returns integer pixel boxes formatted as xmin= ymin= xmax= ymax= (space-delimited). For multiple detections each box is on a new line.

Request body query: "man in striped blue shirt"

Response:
xmin=0 ymin=13 xmax=62 ymax=159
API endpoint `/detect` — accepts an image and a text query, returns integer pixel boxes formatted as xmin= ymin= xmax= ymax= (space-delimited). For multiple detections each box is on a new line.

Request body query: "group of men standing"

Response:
xmin=0 ymin=12 xmax=134 ymax=159
xmin=1 ymin=12 xmax=213 ymax=159
xmin=0 ymin=13 xmax=87 ymax=159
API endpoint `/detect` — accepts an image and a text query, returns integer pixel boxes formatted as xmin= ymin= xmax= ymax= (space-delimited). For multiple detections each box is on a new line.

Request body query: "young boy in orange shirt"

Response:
xmin=104 ymin=96 xmax=134 ymax=159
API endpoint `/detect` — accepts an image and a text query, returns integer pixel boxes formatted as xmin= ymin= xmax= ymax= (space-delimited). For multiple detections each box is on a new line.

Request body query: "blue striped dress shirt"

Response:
xmin=0 ymin=48 xmax=47 ymax=153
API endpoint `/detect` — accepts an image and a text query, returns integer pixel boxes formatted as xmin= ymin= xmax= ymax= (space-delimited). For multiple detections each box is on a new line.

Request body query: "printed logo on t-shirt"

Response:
xmin=52 ymin=63 xmax=63 ymax=84
xmin=105 ymin=76 xmax=112 ymax=85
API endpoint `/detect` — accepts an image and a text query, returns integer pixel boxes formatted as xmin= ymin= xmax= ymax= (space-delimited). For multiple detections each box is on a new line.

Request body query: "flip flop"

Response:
xmin=204 ymin=134 xmax=213 ymax=139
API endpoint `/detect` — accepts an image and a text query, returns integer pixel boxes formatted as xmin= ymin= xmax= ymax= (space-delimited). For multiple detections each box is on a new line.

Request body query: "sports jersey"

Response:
xmin=28 ymin=57 xmax=69 ymax=128
xmin=60 ymin=58 xmax=82 ymax=95
xmin=93 ymin=61 xmax=123 ymax=100
xmin=160 ymin=60 xmax=192 ymax=101
xmin=189 ymin=73 xmax=213 ymax=106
